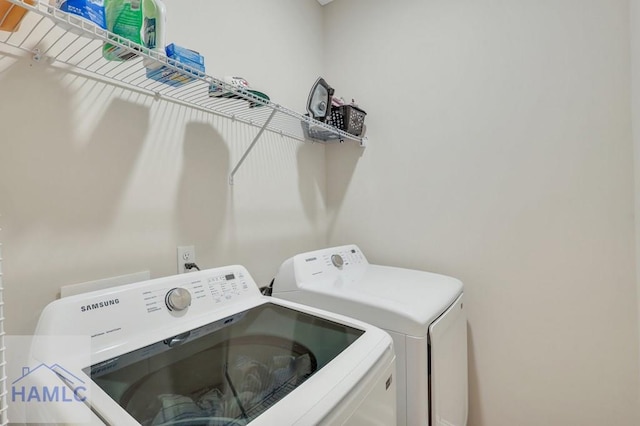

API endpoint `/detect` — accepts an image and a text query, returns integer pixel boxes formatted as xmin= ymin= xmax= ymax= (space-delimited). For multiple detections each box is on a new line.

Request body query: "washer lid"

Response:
xmin=274 ymin=262 xmax=463 ymax=336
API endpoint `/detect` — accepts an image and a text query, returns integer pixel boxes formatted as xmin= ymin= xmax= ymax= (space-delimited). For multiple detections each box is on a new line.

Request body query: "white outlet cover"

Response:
xmin=177 ymin=245 xmax=196 ymax=273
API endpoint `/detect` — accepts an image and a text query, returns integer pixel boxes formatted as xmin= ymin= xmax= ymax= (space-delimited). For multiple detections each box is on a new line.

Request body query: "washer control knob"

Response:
xmin=331 ymin=254 xmax=344 ymax=268
xmin=165 ymin=288 xmax=191 ymax=311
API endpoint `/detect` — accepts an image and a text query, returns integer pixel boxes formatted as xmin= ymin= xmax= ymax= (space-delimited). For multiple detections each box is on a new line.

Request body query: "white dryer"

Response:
xmin=29 ymin=265 xmax=397 ymax=425
xmin=272 ymin=244 xmax=468 ymax=426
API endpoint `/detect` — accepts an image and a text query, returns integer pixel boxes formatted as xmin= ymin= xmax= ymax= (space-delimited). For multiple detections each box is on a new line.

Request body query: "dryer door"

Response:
xmin=429 ymin=293 xmax=468 ymax=426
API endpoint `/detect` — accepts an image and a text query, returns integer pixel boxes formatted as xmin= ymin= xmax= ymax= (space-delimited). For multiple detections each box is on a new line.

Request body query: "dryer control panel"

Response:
xmin=302 ymin=244 xmax=367 ymax=278
xmin=273 ymin=244 xmax=369 ymax=293
xmin=325 ymin=246 xmax=367 ymax=269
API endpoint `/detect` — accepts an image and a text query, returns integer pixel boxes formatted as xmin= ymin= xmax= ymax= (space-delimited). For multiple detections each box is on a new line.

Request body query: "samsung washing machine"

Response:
xmin=28 ymin=265 xmax=397 ymax=425
xmin=271 ymin=244 xmax=468 ymax=426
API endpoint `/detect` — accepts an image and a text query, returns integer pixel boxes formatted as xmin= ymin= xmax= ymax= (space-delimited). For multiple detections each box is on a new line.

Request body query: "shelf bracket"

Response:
xmin=32 ymin=48 xmax=42 ymax=62
xmin=229 ymin=109 xmax=277 ymax=185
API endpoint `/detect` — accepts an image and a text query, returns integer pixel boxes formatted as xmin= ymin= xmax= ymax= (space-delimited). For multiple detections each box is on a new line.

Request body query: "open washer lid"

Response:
xmin=272 ymin=244 xmax=464 ymax=336
xmin=29 ymin=265 xmax=394 ymax=425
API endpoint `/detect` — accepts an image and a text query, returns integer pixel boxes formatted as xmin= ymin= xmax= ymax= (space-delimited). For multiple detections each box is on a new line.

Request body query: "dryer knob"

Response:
xmin=165 ymin=288 xmax=192 ymax=311
xmin=331 ymin=254 xmax=344 ymax=268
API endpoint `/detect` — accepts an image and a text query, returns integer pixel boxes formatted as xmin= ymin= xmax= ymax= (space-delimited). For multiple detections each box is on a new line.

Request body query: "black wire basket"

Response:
xmin=302 ymin=104 xmax=367 ymax=141
xmin=329 ymin=105 xmax=367 ymax=137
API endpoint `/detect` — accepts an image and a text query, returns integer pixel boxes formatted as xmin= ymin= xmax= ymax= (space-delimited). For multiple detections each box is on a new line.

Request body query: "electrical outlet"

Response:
xmin=177 ymin=245 xmax=196 ymax=274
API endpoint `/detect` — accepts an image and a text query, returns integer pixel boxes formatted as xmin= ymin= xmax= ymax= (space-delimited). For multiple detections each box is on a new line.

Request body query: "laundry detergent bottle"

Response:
xmin=142 ymin=0 xmax=166 ymax=69
xmin=103 ymin=0 xmax=143 ymax=61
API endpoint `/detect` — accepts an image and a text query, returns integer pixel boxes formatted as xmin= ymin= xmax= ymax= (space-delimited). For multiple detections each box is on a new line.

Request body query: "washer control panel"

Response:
xmin=36 ymin=266 xmax=262 ymax=352
xmin=141 ymin=269 xmax=255 ymax=315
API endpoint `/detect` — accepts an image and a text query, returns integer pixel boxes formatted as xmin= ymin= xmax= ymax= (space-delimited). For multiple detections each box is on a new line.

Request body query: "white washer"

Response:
xmin=30 ymin=265 xmax=397 ymax=425
xmin=272 ymin=244 xmax=468 ymax=426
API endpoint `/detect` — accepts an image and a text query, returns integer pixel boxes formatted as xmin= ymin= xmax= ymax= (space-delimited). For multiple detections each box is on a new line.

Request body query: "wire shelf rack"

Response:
xmin=1 ymin=0 xmax=366 ymax=183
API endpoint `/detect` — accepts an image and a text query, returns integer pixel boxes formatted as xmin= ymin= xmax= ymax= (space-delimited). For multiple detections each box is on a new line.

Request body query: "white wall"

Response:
xmin=0 ymin=0 xmax=328 ymax=334
xmin=324 ymin=1 xmax=640 ymax=425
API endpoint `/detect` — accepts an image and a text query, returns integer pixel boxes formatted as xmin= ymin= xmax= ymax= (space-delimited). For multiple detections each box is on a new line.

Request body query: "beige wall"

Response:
xmin=324 ymin=0 xmax=640 ymax=425
xmin=0 ymin=0 xmax=328 ymax=334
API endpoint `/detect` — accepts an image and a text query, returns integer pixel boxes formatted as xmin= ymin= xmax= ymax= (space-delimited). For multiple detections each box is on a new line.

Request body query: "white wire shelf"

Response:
xmin=1 ymin=0 xmax=366 ymax=183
